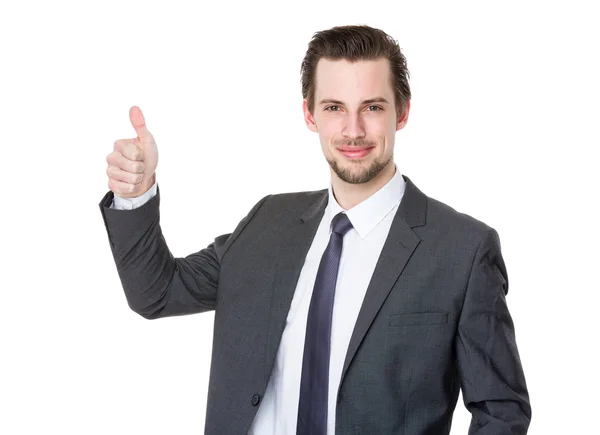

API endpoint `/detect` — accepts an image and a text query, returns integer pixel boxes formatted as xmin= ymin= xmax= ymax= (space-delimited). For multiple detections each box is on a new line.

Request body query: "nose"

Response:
xmin=341 ymin=111 xmax=366 ymax=140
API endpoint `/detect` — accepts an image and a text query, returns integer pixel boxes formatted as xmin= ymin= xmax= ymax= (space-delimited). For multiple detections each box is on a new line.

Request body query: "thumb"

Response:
xmin=129 ymin=105 xmax=154 ymax=145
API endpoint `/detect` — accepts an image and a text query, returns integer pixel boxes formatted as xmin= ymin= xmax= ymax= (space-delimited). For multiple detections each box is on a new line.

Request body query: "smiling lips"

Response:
xmin=338 ymin=146 xmax=374 ymax=159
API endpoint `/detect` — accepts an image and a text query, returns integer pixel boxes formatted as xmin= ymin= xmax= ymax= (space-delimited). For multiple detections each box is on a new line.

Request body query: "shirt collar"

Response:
xmin=326 ymin=164 xmax=406 ymax=239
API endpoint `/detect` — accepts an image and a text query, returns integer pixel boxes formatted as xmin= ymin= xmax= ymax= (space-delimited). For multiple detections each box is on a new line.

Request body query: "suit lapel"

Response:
xmin=263 ymin=191 xmax=328 ymax=385
xmin=339 ymin=175 xmax=427 ymax=387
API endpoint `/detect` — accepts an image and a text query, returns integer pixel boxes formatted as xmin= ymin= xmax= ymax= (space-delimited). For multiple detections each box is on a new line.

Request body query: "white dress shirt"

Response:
xmin=110 ymin=166 xmax=406 ymax=435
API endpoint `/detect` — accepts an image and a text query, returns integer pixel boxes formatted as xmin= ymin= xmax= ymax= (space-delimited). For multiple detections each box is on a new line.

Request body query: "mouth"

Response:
xmin=337 ymin=146 xmax=374 ymax=159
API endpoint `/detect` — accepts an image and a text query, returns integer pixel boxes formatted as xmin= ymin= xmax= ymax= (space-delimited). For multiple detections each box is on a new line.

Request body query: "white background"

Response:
xmin=1 ymin=0 xmax=598 ymax=433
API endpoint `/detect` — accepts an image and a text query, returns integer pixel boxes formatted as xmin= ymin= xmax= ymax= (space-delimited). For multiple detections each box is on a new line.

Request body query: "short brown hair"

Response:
xmin=300 ymin=24 xmax=411 ymax=118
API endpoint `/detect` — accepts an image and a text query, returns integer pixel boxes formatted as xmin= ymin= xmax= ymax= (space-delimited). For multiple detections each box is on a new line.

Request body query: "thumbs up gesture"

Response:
xmin=106 ymin=106 xmax=159 ymax=198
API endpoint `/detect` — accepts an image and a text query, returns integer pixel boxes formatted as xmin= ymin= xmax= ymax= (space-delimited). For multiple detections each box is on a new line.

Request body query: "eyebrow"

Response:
xmin=318 ymin=97 xmax=390 ymax=105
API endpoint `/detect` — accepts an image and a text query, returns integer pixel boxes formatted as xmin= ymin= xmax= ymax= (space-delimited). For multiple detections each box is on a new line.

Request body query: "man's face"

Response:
xmin=303 ymin=58 xmax=409 ymax=185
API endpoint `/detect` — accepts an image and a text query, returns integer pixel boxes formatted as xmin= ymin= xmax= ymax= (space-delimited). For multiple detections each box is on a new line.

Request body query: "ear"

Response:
xmin=396 ymin=100 xmax=411 ymax=131
xmin=303 ymin=99 xmax=318 ymax=133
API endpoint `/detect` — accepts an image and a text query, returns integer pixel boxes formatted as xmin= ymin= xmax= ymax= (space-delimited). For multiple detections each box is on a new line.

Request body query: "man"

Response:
xmin=100 ymin=25 xmax=531 ymax=435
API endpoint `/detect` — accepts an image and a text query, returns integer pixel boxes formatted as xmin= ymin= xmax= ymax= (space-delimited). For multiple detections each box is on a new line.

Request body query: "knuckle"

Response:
xmin=117 ymin=155 xmax=129 ymax=170
xmin=133 ymin=162 xmax=145 ymax=173
xmin=133 ymin=150 xmax=144 ymax=161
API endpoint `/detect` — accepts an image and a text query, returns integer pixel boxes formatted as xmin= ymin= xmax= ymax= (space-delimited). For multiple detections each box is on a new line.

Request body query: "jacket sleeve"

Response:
xmin=98 ymin=183 xmax=270 ymax=319
xmin=455 ymin=228 xmax=532 ymax=434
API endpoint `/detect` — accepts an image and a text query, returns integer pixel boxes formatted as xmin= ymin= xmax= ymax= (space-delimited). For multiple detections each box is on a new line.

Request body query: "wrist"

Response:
xmin=138 ymin=173 xmax=156 ymax=196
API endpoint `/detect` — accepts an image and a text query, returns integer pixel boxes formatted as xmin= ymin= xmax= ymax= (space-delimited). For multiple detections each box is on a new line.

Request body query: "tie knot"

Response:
xmin=331 ymin=212 xmax=353 ymax=236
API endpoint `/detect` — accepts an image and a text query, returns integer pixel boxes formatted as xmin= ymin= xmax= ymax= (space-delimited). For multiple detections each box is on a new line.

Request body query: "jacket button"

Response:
xmin=251 ymin=394 xmax=261 ymax=406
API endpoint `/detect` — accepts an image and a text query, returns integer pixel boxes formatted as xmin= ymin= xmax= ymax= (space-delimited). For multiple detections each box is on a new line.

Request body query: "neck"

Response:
xmin=331 ymin=160 xmax=396 ymax=210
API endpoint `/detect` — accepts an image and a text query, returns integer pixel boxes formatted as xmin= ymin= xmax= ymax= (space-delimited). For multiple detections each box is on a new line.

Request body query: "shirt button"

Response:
xmin=251 ymin=394 xmax=261 ymax=406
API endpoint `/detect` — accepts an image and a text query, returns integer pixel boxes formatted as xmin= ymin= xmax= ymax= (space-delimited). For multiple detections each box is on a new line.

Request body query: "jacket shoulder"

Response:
xmin=262 ymin=188 xmax=327 ymax=212
xmin=424 ymin=193 xmax=497 ymax=237
xmin=268 ymin=188 xmax=327 ymax=202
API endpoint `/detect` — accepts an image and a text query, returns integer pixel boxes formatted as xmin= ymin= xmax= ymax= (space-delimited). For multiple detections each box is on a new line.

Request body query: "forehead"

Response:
xmin=314 ymin=58 xmax=393 ymax=101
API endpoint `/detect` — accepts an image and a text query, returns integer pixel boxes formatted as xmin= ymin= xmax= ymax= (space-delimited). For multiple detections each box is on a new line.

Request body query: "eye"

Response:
xmin=368 ymin=105 xmax=383 ymax=111
xmin=324 ymin=105 xmax=340 ymax=112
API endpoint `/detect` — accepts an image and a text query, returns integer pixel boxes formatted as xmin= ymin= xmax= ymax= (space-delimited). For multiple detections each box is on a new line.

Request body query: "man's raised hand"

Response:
xmin=106 ymin=106 xmax=159 ymax=198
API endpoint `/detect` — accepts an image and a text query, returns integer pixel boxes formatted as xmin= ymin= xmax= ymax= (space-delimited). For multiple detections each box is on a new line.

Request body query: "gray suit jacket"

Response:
xmin=99 ymin=174 xmax=531 ymax=434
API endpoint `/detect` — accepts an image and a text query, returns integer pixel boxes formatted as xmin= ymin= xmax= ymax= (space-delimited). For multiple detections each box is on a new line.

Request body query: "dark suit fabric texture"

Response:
xmin=99 ymin=174 xmax=531 ymax=435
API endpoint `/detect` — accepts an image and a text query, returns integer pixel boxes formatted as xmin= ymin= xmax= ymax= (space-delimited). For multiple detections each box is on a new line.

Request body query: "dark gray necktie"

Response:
xmin=297 ymin=211 xmax=353 ymax=435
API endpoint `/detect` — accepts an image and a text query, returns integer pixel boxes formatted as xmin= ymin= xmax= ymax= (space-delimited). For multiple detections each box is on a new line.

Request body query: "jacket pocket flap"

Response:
xmin=389 ymin=312 xmax=448 ymax=326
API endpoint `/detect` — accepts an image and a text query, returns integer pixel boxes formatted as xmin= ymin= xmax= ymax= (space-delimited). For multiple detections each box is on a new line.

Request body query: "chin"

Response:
xmin=328 ymin=155 xmax=390 ymax=185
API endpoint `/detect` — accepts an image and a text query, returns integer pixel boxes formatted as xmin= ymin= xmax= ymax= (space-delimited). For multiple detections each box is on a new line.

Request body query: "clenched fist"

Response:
xmin=106 ymin=106 xmax=159 ymax=198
